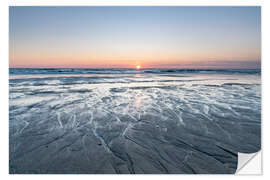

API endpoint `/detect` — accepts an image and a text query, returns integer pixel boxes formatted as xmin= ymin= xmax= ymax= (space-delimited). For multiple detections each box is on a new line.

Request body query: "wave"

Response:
xmin=9 ymin=68 xmax=261 ymax=75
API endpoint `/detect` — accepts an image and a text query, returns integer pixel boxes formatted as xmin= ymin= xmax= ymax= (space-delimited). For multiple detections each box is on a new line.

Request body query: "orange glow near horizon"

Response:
xmin=9 ymin=44 xmax=261 ymax=69
xmin=9 ymin=54 xmax=261 ymax=69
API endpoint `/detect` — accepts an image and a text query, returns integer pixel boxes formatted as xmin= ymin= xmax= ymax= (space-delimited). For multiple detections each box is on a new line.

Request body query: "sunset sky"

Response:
xmin=9 ymin=6 xmax=261 ymax=69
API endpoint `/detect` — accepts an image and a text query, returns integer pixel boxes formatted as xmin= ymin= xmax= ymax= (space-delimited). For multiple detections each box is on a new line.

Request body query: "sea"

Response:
xmin=9 ymin=68 xmax=261 ymax=174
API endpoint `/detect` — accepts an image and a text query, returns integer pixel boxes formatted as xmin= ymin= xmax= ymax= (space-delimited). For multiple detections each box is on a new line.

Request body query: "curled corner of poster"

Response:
xmin=236 ymin=150 xmax=262 ymax=175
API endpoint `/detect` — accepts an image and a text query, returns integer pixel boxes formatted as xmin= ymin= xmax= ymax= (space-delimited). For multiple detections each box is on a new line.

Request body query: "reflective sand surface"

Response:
xmin=9 ymin=70 xmax=261 ymax=173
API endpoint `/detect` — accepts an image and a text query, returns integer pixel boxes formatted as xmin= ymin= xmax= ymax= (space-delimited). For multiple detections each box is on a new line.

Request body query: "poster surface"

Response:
xmin=9 ymin=6 xmax=261 ymax=174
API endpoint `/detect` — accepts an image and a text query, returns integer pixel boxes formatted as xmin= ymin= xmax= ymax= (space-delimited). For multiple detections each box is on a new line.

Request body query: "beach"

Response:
xmin=9 ymin=68 xmax=261 ymax=174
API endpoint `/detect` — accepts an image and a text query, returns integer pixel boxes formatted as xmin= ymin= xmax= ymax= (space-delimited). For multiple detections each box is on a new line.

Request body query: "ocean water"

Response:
xmin=9 ymin=68 xmax=261 ymax=174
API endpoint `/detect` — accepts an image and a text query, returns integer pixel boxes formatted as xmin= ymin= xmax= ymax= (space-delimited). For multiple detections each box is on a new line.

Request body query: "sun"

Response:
xmin=136 ymin=65 xmax=141 ymax=70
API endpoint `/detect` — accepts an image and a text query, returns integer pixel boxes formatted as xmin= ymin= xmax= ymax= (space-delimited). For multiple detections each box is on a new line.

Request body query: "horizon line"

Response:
xmin=9 ymin=67 xmax=261 ymax=70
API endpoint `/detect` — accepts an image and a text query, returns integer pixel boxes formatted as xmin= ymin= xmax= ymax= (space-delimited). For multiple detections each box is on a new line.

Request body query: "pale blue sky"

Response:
xmin=9 ymin=6 xmax=261 ymax=69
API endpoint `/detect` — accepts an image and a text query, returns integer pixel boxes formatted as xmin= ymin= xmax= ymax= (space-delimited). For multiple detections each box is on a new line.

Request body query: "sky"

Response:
xmin=9 ymin=6 xmax=261 ymax=69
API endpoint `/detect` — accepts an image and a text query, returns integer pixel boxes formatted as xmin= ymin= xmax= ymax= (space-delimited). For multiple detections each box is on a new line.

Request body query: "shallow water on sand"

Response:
xmin=9 ymin=70 xmax=261 ymax=174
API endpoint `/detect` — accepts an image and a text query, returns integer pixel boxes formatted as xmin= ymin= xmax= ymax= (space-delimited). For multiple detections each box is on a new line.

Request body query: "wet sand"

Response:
xmin=9 ymin=72 xmax=261 ymax=174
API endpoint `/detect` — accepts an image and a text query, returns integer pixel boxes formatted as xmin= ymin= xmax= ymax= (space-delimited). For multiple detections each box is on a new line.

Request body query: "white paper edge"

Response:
xmin=236 ymin=151 xmax=261 ymax=175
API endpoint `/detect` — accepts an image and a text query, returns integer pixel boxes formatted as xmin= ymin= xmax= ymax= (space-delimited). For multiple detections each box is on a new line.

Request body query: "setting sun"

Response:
xmin=136 ymin=65 xmax=141 ymax=70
